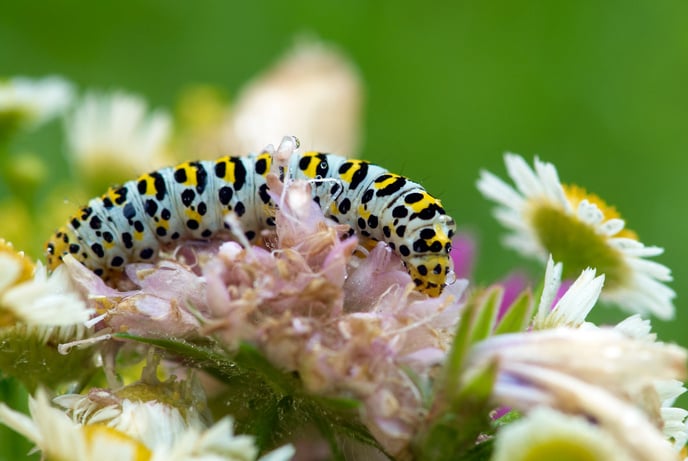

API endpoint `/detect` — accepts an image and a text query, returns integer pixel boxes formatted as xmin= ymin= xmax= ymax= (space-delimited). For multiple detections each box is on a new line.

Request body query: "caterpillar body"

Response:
xmin=46 ymin=142 xmax=456 ymax=296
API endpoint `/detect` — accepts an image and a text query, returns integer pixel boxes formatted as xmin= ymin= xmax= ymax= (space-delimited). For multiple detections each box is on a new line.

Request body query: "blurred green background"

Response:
xmin=0 ymin=1 xmax=686 ymax=458
xmin=1 ymin=1 xmax=686 ymax=334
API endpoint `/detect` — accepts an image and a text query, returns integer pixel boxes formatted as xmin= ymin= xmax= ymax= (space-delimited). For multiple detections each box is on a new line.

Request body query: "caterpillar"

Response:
xmin=46 ymin=139 xmax=456 ymax=296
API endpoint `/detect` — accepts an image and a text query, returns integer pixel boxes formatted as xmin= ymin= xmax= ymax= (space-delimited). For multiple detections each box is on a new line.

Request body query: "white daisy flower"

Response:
xmin=0 ymin=390 xmax=292 ymax=461
xmin=492 ymin=406 xmax=632 ymax=461
xmin=65 ymin=91 xmax=172 ymax=183
xmin=0 ymin=75 xmax=74 ymax=131
xmin=477 ymin=153 xmax=675 ymax=319
xmin=0 ymin=389 xmax=151 ymax=461
xmin=531 ymin=263 xmax=688 ymax=453
xmin=0 ymin=241 xmax=92 ymax=340
xmin=468 ymin=328 xmax=686 ymax=461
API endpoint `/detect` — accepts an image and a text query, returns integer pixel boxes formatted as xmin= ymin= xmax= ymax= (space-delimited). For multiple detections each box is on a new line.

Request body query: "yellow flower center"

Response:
xmin=562 ymin=185 xmax=637 ymax=240
xmin=0 ymin=239 xmax=35 ymax=287
xmin=0 ymin=239 xmax=35 ymax=326
xmin=83 ymin=425 xmax=152 ymax=461
xmin=528 ymin=185 xmax=633 ymax=290
xmin=521 ymin=438 xmax=613 ymax=461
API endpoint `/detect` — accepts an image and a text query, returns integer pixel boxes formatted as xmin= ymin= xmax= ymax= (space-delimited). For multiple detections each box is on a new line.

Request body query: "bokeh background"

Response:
xmin=1 ymin=1 xmax=685 ymax=352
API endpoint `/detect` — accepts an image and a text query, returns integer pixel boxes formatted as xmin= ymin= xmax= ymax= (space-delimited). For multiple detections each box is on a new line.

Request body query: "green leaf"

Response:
xmin=493 ymin=290 xmax=533 ymax=335
xmin=439 ymin=296 xmax=480 ymax=399
xmin=415 ymin=360 xmax=498 ymax=461
xmin=460 ymin=437 xmax=494 ymax=461
xmin=469 ymin=286 xmax=501 ymax=344
xmin=116 ymin=333 xmax=388 ymax=458
xmin=0 ymin=328 xmax=98 ymax=392
xmin=453 ymin=358 xmax=498 ymax=409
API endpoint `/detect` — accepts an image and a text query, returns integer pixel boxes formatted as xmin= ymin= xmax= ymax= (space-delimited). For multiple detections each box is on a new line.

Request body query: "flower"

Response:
xmin=0 ymin=240 xmax=91 ymax=337
xmin=0 ymin=389 xmax=151 ymax=461
xmin=201 ymin=175 xmax=467 ymax=456
xmin=0 ymin=389 xmax=293 ymax=461
xmin=57 ymin=162 xmax=466 ymax=456
xmin=477 ymin=153 xmax=675 ymax=319
xmin=207 ymin=193 xmax=465 ymax=456
xmin=54 ymin=385 xmax=206 ymax=451
xmin=492 ymin=406 xmax=631 ymax=461
xmin=448 ymin=232 xmax=476 ymax=280
xmin=0 ymin=75 xmax=73 ymax=135
xmin=614 ymin=315 xmax=688 ymax=451
xmin=223 ymin=40 xmax=363 ymax=155
xmin=0 ymin=243 xmax=95 ymax=387
xmin=467 ymin=327 xmax=686 ymax=461
xmin=528 ymin=261 xmax=688 ymax=453
xmin=65 ymin=91 xmax=172 ymax=187
xmin=63 ymin=254 xmax=205 ymax=338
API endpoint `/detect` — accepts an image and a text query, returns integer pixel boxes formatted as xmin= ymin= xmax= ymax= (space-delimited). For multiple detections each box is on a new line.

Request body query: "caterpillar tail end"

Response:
xmin=45 ymin=226 xmax=73 ymax=271
xmin=408 ymin=254 xmax=453 ymax=297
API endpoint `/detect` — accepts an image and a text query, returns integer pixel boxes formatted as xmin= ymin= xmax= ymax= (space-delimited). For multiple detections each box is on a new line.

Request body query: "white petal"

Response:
xmin=598 ymin=218 xmax=626 ymax=236
xmin=577 ymin=199 xmax=604 ymax=225
xmin=535 ymin=256 xmax=562 ymax=324
xmin=477 ymin=170 xmax=525 ymax=210
xmin=534 ymin=157 xmax=570 ymax=210
xmin=505 ymin=153 xmax=546 ymax=198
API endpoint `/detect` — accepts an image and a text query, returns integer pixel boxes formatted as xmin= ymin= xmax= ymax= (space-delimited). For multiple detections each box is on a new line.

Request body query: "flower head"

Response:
xmin=0 ymin=389 xmax=287 ymax=461
xmin=0 ymin=75 xmax=73 ymax=136
xmin=492 ymin=407 xmax=631 ymax=461
xmin=0 ymin=389 xmax=151 ymax=461
xmin=477 ymin=153 xmax=675 ymax=319
xmin=56 ymin=163 xmax=466 ymax=456
xmin=224 ymin=40 xmax=363 ymax=155
xmin=65 ymin=91 xmax=172 ymax=188
xmin=203 ymin=177 xmax=467 ymax=455
xmin=63 ymin=254 xmax=205 ymax=338
xmin=468 ymin=327 xmax=686 ymax=460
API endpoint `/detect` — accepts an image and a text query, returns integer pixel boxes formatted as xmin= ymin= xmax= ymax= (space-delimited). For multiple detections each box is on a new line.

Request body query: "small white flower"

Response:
xmin=477 ymin=153 xmax=675 ymax=319
xmin=65 ymin=91 xmax=172 ymax=180
xmin=0 ymin=75 xmax=74 ymax=129
xmin=492 ymin=407 xmax=631 ymax=461
xmin=224 ymin=40 xmax=363 ymax=155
